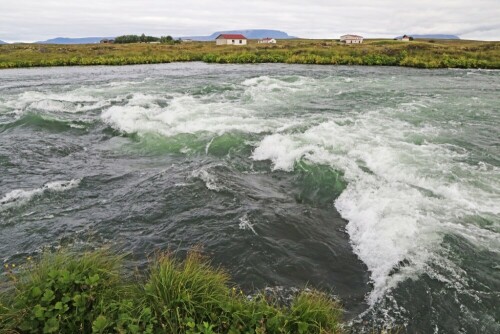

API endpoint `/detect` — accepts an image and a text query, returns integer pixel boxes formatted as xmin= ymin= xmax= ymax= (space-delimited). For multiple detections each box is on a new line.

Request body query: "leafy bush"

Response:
xmin=115 ymin=34 xmax=160 ymax=44
xmin=0 ymin=250 xmax=140 ymax=333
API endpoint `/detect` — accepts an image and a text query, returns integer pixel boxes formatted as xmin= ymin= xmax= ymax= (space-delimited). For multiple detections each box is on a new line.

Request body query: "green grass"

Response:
xmin=0 ymin=39 xmax=499 ymax=69
xmin=0 ymin=249 xmax=343 ymax=334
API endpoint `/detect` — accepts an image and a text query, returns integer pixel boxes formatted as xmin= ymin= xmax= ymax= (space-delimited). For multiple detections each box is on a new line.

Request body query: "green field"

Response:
xmin=0 ymin=39 xmax=499 ymax=69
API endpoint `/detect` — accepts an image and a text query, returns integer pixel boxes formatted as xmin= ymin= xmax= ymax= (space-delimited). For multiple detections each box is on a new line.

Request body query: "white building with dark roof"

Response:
xmin=340 ymin=34 xmax=364 ymax=44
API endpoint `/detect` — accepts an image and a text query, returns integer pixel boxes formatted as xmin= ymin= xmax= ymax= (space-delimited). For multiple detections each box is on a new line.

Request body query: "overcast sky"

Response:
xmin=1 ymin=0 xmax=499 ymax=42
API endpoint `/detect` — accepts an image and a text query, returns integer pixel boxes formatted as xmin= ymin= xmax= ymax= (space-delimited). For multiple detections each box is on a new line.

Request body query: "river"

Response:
xmin=0 ymin=63 xmax=498 ymax=333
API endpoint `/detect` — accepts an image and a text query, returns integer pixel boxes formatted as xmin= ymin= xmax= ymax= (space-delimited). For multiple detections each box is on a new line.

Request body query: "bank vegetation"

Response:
xmin=0 ymin=39 xmax=498 ymax=69
xmin=0 ymin=249 xmax=343 ymax=334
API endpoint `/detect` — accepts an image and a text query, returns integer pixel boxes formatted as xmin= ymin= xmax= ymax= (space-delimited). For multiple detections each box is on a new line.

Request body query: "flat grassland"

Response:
xmin=1 ymin=39 xmax=499 ymax=69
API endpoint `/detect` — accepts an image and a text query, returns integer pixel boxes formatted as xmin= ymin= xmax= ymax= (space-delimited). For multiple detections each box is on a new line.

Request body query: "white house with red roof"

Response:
xmin=340 ymin=34 xmax=364 ymax=44
xmin=215 ymin=34 xmax=248 ymax=45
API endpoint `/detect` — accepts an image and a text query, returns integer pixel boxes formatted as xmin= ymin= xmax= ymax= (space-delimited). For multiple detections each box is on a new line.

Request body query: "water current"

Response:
xmin=0 ymin=63 xmax=498 ymax=332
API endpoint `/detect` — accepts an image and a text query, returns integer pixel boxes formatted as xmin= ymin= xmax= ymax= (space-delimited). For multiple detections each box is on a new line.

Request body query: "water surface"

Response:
xmin=1 ymin=63 xmax=499 ymax=333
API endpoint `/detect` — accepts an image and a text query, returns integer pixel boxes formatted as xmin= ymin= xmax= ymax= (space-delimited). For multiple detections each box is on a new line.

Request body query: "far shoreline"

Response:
xmin=3 ymin=61 xmax=500 ymax=73
xmin=1 ymin=39 xmax=499 ymax=70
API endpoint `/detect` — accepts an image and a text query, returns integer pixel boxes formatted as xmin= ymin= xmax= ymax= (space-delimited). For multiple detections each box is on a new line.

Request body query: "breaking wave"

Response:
xmin=97 ymin=73 xmax=499 ymax=312
xmin=2 ymin=64 xmax=498 ymax=332
xmin=0 ymin=179 xmax=81 ymax=211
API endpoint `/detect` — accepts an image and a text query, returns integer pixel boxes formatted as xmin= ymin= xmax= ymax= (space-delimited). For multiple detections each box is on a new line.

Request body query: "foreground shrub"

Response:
xmin=144 ymin=251 xmax=231 ymax=332
xmin=0 ymin=251 xmax=158 ymax=333
xmin=1 ymin=249 xmax=343 ymax=333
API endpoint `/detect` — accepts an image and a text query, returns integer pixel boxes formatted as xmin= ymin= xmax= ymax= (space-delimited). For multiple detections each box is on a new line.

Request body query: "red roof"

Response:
xmin=216 ymin=34 xmax=247 ymax=40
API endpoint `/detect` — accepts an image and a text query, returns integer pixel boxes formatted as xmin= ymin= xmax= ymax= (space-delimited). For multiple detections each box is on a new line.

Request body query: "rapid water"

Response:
xmin=0 ymin=63 xmax=498 ymax=333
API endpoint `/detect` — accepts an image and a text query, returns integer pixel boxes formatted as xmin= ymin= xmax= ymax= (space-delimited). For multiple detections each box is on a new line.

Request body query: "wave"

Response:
xmin=4 ymin=72 xmax=497 ymax=322
xmin=1 ymin=90 xmax=111 ymax=119
xmin=0 ymin=113 xmax=94 ymax=133
xmin=101 ymin=94 xmax=284 ymax=137
xmin=191 ymin=168 xmax=224 ymax=192
xmin=251 ymin=111 xmax=500 ymax=306
xmin=0 ymin=179 xmax=81 ymax=211
xmin=96 ymin=75 xmax=499 ymax=310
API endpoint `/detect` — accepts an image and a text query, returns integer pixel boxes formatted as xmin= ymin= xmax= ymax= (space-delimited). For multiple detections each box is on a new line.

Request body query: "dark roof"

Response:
xmin=216 ymin=34 xmax=247 ymax=40
xmin=341 ymin=34 xmax=363 ymax=38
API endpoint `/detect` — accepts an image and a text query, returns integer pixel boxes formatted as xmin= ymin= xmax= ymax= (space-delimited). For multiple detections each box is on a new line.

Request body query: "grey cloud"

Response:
xmin=0 ymin=0 xmax=498 ymax=42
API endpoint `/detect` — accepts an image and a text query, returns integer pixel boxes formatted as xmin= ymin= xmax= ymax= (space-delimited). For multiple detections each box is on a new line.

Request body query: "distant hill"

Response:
xmin=180 ymin=29 xmax=297 ymax=41
xmin=395 ymin=34 xmax=460 ymax=40
xmin=35 ymin=37 xmax=113 ymax=44
xmin=0 ymin=40 xmax=7 ymax=44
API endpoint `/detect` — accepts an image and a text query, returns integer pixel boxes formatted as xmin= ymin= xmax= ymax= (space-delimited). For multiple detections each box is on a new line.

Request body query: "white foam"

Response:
xmin=241 ymin=75 xmax=320 ymax=106
xmin=191 ymin=169 xmax=223 ymax=192
xmin=251 ymin=108 xmax=500 ymax=305
xmin=98 ymin=76 xmax=500 ymax=306
xmin=101 ymin=94 xmax=284 ymax=137
xmin=4 ymin=90 xmax=110 ymax=117
xmin=239 ymin=214 xmax=258 ymax=235
xmin=2 ymin=71 xmax=498 ymax=322
xmin=0 ymin=179 xmax=81 ymax=211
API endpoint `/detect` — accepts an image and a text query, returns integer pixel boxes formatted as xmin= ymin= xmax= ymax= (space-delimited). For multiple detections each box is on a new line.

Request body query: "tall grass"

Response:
xmin=144 ymin=251 xmax=231 ymax=333
xmin=0 ymin=249 xmax=343 ymax=333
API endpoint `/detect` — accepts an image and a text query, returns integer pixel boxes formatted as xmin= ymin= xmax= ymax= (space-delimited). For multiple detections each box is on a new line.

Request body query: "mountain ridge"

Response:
xmin=395 ymin=34 xmax=460 ymax=40
xmin=180 ymin=29 xmax=297 ymax=41
xmin=35 ymin=37 xmax=114 ymax=44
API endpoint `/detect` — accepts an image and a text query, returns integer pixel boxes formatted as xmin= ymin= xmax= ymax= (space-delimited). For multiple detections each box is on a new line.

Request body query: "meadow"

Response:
xmin=0 ymin=39 xmax=499 ymax=69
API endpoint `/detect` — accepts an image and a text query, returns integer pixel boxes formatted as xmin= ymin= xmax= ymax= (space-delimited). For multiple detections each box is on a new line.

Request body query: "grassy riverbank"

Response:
xmin=0 ymin=39 xmax=499 ymax=69
xmin=0 ymin=249 xmax=343 ymax=334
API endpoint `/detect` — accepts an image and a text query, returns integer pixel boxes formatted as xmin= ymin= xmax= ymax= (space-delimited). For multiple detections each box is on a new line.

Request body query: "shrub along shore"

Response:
xmin=0 ymin=249 xmax=343 ymax=334
xmin=0 ymin=39 xmax=499 ymax=69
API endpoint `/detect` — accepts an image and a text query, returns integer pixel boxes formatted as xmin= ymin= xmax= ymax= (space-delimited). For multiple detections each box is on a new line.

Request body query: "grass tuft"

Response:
xmin=144 ymin=250 xmax=231 ymax=332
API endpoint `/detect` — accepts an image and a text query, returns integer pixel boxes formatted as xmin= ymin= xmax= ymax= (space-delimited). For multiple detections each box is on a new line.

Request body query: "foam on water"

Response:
xmin=0 ymin=90 xmax=114 ymax=119
xmin=0 ymin=179 xmax=81 ymax=211
xmin=251 ymin=106 xmax=500 ymax=305
xmin=101 ymin=94 xmax=285 ymax=137
xmin=2 ymin=66 xmax=498 ymax=331
xmin=97 ymin=74 xmax=499 ymax=308
xmin=191 ymin=168 xmax=223 ymax=192
xmin=239 ymin=214 xmax=258 ymax=235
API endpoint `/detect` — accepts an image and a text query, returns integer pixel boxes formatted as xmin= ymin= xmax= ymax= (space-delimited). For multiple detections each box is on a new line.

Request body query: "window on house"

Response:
xmin=239 ymin=40 xmax=242 ymax=44
xmin=232 ymin=40 xmax=235 ymax=43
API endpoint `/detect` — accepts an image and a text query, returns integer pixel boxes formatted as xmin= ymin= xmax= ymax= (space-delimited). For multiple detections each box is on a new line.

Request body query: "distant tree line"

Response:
xmin=114 ymin=34 xmax=180 ymax=44
xmin=159 ymin=35 xmax=181 ymax=44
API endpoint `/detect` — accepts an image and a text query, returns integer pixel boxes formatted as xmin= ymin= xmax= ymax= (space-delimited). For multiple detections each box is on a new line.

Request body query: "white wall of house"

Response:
xmin=340 ymin=35 xmax=364 ymax=44
xmin=216 ymin=38 xmax=247 ymax=45
xmin=258 ymin=38 xmax=276 ymax=44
